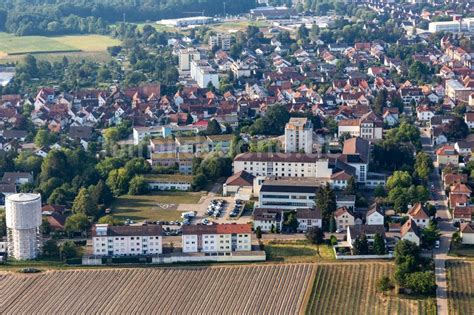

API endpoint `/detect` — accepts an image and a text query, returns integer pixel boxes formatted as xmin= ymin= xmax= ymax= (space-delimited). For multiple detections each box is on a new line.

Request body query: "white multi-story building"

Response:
xmin=92 ymin=224 xmax=163 ymax=256
xmin=179 ymin=48 xmax=201 ymax=71
xmin=209 ymin=33 xmax=231 ymax=51
xmin=284 ymin=117 xmax=313 ymax=153
xmin=253 ymin=207 xmax=322 ymax=232
xmin=233 ymin=153 xmax=332 ymax=178
xmin=182 ymin=224 xmax=252 ymax=253
xmin=190 ymin=60 xmax=219 ymax=88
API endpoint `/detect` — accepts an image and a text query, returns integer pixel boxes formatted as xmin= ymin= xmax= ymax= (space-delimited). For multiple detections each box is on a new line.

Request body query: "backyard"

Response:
xmin=110 ymin=191 xmax=204 ymax=222
xmin=264 ymin=240 xmax=335 ymax=263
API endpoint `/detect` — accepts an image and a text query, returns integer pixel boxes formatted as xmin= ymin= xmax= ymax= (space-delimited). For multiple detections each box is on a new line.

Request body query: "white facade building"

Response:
xmin=5 ymin=193 xmax=42 ymax=260
xmin=284 ymin=117 xmax=313 ymax=153
xmin=178 ymin=48 xmax=201 ymax=71
xmin=428 ymin=18 xmax=474 ymax=33
xmin=182 ymin=224 xmax=252 ymax=253
xmin=92 ymin=224 xmax=163 ymax=256
xmin=190 ymin=60 xmax=219 ymax=88
xmin=233 ymin=153 xmax=332 ymax=178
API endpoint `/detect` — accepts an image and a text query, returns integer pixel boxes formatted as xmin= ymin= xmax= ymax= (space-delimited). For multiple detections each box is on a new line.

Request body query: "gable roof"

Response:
xmin=401 ymin=219 xmax=420 ymax=238
xmin=408 ymin=203 xmax=430 ymax=220
xmin=460 ymin=223 xmax=474 ymax=234
xmin=225 ymin=170 xmax=255 ymax=187
xmin=334 ymin=206 xmax=354 ymax=218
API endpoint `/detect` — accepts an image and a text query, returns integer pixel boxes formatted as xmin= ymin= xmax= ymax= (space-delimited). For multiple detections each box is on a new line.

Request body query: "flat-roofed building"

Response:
xmin=284 ymin=117 xmax=313 ymax=154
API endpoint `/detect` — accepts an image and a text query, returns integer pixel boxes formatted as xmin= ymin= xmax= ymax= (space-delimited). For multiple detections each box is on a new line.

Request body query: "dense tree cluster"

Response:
xmin=0 ymin=0 xmax=256 ymax=36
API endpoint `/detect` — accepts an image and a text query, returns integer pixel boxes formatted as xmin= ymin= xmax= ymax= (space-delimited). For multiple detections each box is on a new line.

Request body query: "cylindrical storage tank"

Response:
xmin=5 ymin=193 xmax=42 ymax=260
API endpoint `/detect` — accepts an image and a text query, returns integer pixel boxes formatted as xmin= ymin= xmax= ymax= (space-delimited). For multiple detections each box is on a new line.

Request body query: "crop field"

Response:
xmin=0 ymin=264 xmax=316 ymax=314
xmin=306 ymin=263 xmax=437 ymax=315
xmin=447 ymin=261 xmax=474 ymax=315
xmin=111 ymin=191 xmax=203 ymax=221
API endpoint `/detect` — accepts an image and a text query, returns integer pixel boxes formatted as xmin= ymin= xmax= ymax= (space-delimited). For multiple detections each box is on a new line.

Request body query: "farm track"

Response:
xmin=0 ymin=264 xmax=315 ymax=315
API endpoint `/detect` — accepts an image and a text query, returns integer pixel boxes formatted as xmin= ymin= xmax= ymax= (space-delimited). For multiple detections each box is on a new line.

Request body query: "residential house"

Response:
xmin=400 ymin=219 xmax=421 ymax=246
xmin=465 ymin=112 xmax=474 ymax=129
xmin=436 ymin=145 xmax=459 ymax=166
xmin=338 ymin=111 xmax=383 ymax=140
xmin=453 ymin=207 xmax=472 ymax=223
xmin=182 ymin=224 xmax=252 ymax=253
xmin=92 ymin=224 xmax=163 ymax=256
xmin=253 ymin=208 xmax=282 ymax=232
xmin=366 ymin=203 xmax=384 ymax=225
xmin=334 ymin=207 xmax=355 ymax=231
xmin=460 ymin=223 xmax=474 ymax=245
xmin=407 ymin=203 xmax=430 ymax=228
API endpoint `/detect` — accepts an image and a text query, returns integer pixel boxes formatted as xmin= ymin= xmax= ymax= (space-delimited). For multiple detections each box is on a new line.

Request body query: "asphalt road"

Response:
xmin=420 ymin=127 xmax=455 ymax=315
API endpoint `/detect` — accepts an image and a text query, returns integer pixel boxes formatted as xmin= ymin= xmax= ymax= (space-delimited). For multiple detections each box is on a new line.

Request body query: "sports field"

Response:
xmin=0 ymin=33 xmax=121 ymax=62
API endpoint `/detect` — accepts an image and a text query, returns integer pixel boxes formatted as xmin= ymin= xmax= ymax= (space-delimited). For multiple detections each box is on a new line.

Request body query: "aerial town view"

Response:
xmin=0 ymin=0 xmax=473 ymax=314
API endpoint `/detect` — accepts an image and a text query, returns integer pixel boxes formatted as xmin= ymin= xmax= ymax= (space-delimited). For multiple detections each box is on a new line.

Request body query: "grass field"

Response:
xmin=264 ymin=241 xmax=335 ymax=263
xmin=111 ymin=191 xmax=203 ymax=221
xmin=0 ymin=264 xmax=316 ymax=314
xmin=0 ymin=33 xmax=121 ymax=62
xmin=446 ymin=260 xmax=474 ymax=315
xmin=305 ymin=263 xmax=437 ymax=315
xmin=450 ymin=245 xmax=474 ymax=258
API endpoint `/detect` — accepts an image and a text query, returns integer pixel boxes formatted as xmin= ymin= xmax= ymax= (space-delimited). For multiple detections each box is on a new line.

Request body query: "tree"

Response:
xmin=374 ymin=89 xmax=388 ymax=115
xmin=373 ymin=233 xmax=386 ymax=255
xmin=404 ymin=271 xmax=437 ymax=295
xmin=42 ymin=239 xmax=60 ymax=259
xmin=39 ymin=150 xmax=69 ymax=183
xmin=206 ymin=119 xmax=222 ymax=135
xmin=316 ymin=184 xmax=337 ymax=228
xmin=387 ymin=171 xmax=412 ymax=190
xmin=376 ymin=276 xmax=394 ymax=294
xmin=34 ymin=129 xmax=57 ymax=148
xmin=415 ymin=152 xmax=433 ymax=182
xmin=60 ymin=241 xmax=77 ymax=260
xmin=255 ymin=226 xmax=262 ymax=239
xmin=128 ymin=175 xmax=149 ymax=195
xmin=329 ymin=216 xmax=337 ymax=233
xmin=97 ymin=215 xmax=121 ymax=225
xmin=421 ymin=221 xmax=441 ymax=249
xmin=394 ymin=240 xmax=421 ymax=266
xmin=306 ymin=227 xmax=325 ymax=244
xmin=443 ymin=117 xmax=469 ymax=141
xmin=64 ymin=213 xmax=90 ymax=237
xmin=72 ymin=188 xmax=97 ymax=217
xmin=283 ymin=212 xmax=299 ymax=233
xmin=41 ymin=217 xmax=51 ymax=235
xmin=191 ymin=173 xmax=207 ymax=191
xmin=353 ymin=234 xmax=369 ymax=255
xmin=374 ymin=185 xmax=387 ymax=198
xmin=330 ymin=235 xmax=338 ymax=246
xmin=344 ymin=176 xmax=357 ymax=195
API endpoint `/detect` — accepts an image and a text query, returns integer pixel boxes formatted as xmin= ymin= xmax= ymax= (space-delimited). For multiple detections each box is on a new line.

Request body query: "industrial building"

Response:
xmin=157 ymin=16 xmax=215 ymax=28
xmin=5 ymin=193 xmax=42 ymax=260
xmin=428 ymin=18 xmax=474 ymax=33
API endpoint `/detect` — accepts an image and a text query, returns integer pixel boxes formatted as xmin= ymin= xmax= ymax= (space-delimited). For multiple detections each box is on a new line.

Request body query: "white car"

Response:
xmin=435 ymin=240 xmax=440 ymax=249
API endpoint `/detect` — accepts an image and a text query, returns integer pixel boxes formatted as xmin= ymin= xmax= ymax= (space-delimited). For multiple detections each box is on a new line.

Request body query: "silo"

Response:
xmin=5 ymin=193 xmax=42 ymax=260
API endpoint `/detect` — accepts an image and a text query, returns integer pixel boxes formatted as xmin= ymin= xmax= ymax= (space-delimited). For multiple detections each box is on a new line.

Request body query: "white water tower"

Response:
xmin=5 ymin=193 xmax=42 ymax=260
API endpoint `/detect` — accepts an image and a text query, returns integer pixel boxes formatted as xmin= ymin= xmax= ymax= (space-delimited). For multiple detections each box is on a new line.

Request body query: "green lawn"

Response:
xmin=0 ymin=33 xmax=121 ymax=62
xmin=264 ymin=241 xmax=335 ymax=263
xmin=111 ymin=191 xmax=203 ymax=222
